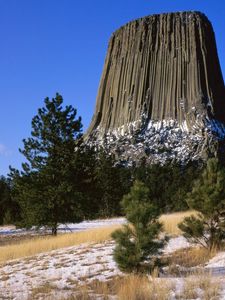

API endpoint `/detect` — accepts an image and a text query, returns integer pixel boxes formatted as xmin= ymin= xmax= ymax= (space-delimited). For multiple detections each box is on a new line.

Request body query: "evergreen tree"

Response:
xmin=71 ymin=144 xmax=100 ymax=219
xmin=134 ymin=162 xmax=200 ymax=212
xmin=0 ymin=176 xmax=19 ymax=224
xmin=94 ymin=150 xmax=132 ymax=217
xmin=10 ymin=94 xmax=83 ymax=234
xmin=178 ymin=158 xmax=225 ymax=250
xmin=0 ymin=176 xmax=9 ymax=224
xmin=112 ymin=180 xmax=166 ymax=273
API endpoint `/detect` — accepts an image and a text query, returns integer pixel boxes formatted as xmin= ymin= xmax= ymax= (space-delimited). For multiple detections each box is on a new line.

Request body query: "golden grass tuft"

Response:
xmin=179 ymin=271 xmax=221 ymax=300
xmin=117 ymin=275 xmax=150 ymax=300
xmin=86 ymin=277 xmax=121 ymax=296
xmin=167 ymin=246 xmax=216 ymax=269
xmin=0 ymin=225 xmax=121 ymax=264
xmin=117 ymin=275 xmax=174 ymax=300
xmin=30 ymin=282 xmax=55 ymax=299
xmin=159 ymin=210 xmax=197 ymax=236
xmin=182 ymin=278 xmax=199 ymax=299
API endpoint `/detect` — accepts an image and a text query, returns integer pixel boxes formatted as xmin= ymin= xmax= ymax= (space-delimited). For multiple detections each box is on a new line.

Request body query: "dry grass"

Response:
xmin=8 ymin=272 xmax=222 ymax=300
xmin=117 ymin=275 xmax=150 ymax=300
xmin=30 ymin=282 xmax=55 ymax=299
xmin=0 ymin=274 xmax=10 ymax=281
xmin=167 ymin=246 xmax=216 ymax=269
xmin=117 ymin=275 xmax=174 ymax=300
xmin=36 ymin=277 xmax=121 ymax=300
xmin=178 ymin=271 xmax=221 ymax=300
xmin=0 ymin=211 xmax=200 ymax=264
xmin=59 ymin=275 xmax=174 ymax=300
xmin=60 ymin=291 xmax=92 ymax=300
xmin=84 ymin=277 xmax=122 ymax=299
xmin=0 ymin=225 xmax=121 ymax=264
xmin=159 ymin=210 xmax=197 ymax=236
xmin=75 ymin=275 xmax=173 ymax=300
xmin=181 ymin=278 xmax=199 ymax=299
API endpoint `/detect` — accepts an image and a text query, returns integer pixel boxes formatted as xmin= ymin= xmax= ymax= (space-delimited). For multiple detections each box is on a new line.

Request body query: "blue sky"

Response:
xmin=0 ymin=0 xmax=225 ymax=175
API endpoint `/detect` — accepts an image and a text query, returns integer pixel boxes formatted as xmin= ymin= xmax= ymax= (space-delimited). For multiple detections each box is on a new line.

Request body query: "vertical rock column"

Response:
xmin=86 ymin=11 xmax=225 ymax=138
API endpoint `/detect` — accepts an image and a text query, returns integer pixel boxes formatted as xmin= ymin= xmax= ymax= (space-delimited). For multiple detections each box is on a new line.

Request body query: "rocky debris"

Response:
xmin=85 ymin=11 xmax=225 ymax=165
xmin=87 ymin=117 xmax=225 ymax=166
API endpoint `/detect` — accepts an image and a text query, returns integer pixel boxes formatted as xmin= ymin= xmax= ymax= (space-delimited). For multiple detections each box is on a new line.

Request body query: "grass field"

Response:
xmin=0 ymin=211 xmax=196 ymax=264
xmin=0 ymin=225 xmax=121 ymax=263
xmin=0 ymin=211 xmax=223 ymax=300
xmin=159 ymin=210 xmax=197 ymax=236
xmin=29 ymin=272 xmax=220 ymax=300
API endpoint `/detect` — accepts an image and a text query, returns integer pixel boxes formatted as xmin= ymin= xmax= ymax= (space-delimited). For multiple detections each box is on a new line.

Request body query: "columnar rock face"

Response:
xmin=85 ymin=11 xmax=225 ymax=165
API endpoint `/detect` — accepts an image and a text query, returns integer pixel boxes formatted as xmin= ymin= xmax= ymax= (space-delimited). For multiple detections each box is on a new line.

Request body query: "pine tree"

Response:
xmin=10 ymin=94 xmax=84 ymax=234
xmin=112 ymin=180 xmax=166 ymax=273
xmin=71 ymin=144 xmax=100 ymax=219
xmin=0 ymin=176 xmax=20 ymax=225
xmin=94 ymin=150 xmax=132 ymax=217
xmin=178 ymin=158 xmax=225 ymax=250
xmin=134 ymin=162 xmax=200 ymax=212
xmin=0 ymin=176 xmax=9 ymax=224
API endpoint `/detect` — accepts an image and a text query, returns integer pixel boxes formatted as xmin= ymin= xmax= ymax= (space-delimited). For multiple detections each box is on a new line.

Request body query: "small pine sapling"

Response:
xmin=112 ymin=180 xmax=166 ymax=273
xmin=178 ymin=158 xmax=225 ymax=250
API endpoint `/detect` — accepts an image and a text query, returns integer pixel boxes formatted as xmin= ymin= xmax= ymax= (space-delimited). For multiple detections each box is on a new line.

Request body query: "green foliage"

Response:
xmin=9 ymin=94 xmax=132 ymax=231
xmin=10 ymin=94 xmax=83 ymax=234
xmin=112 ymin=180 xmax=166 ymax=273
xmin=134 ymin=162 xmax=200 ymax=212
xmin=0 ymin=176 xmax=19 ymax=225
xmin=94 ymin=150 xmax=132 ymax=217
xmin=64 ymin=147 xmax=132 ymax=219
xmin=178 ymin=158 xmax=225 ymax=250
xmin=0 ymin=176 xmax=10 ymax=224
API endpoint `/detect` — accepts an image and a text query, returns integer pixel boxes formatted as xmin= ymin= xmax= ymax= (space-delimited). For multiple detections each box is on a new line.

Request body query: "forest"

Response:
xmin=0 ymin=94 xmax=206 ymax=233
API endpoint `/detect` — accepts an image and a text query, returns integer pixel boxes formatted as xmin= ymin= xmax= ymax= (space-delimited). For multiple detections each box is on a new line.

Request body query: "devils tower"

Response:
xmin=85 ymin=11 xmax=225 ymax=165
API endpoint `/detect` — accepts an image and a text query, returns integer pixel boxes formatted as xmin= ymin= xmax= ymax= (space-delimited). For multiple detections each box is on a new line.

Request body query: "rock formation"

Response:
xmin=85 ymin=11 xmax=225 ymax=165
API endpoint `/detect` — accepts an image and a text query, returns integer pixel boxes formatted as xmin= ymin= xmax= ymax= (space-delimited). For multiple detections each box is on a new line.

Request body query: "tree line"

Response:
xmin=0 ymin=94 xmax=203 ymax=234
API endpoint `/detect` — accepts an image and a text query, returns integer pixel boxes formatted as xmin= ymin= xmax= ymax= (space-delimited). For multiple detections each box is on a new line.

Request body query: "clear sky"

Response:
xmin=0 ymin=0 xmax=224 ymax=175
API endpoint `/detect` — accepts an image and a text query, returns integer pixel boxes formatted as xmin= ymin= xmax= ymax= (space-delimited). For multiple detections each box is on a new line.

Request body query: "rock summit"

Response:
xmin=85 ymin=11 xmax=225 ymax=165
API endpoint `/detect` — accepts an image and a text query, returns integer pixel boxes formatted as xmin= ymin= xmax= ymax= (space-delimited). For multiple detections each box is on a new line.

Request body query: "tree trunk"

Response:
xmin=52 ymin=226 xmax=57 ymax=236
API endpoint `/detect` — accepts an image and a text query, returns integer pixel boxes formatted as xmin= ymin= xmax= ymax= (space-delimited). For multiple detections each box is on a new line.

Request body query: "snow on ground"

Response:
xmin=1 ymin=236 xmax=225 ymax=299
xmin=0 ymin=236 xmax=188 ymax=300
xmin=205 ymin=252 xmax=225 ymax=276
xmin=0 ymin=226 xmax=25 ymax=235
xmin=163 ymin=236 xmax=190 ymax=254
xmin=0 ymin=241 xmax=121 ymax=300
xmin=1 ymin=219 xmax=225 ymax=299
xmin=57 ymin=217 xmax=126 ymax=232
xmin=0 ymin=217 xmax=126 ymax=236
xmin=206 ymin=252 xmax=225 ymax=269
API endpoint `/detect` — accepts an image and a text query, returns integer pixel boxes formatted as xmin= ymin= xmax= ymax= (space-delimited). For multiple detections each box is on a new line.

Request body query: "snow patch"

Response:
xmin=164 ymin=236 xmax=190 ymax=254
xmin=0 ymin=218 xmax=126 ymax=236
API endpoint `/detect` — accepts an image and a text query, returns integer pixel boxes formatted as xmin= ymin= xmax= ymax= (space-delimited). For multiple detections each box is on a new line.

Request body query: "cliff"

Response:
xmin=85 ymin=11 xmax=225 ymax=165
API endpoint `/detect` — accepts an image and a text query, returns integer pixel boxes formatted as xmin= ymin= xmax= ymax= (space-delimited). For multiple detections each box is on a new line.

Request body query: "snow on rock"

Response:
xmin=86 ymin=117 xmax=225 ymax=166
